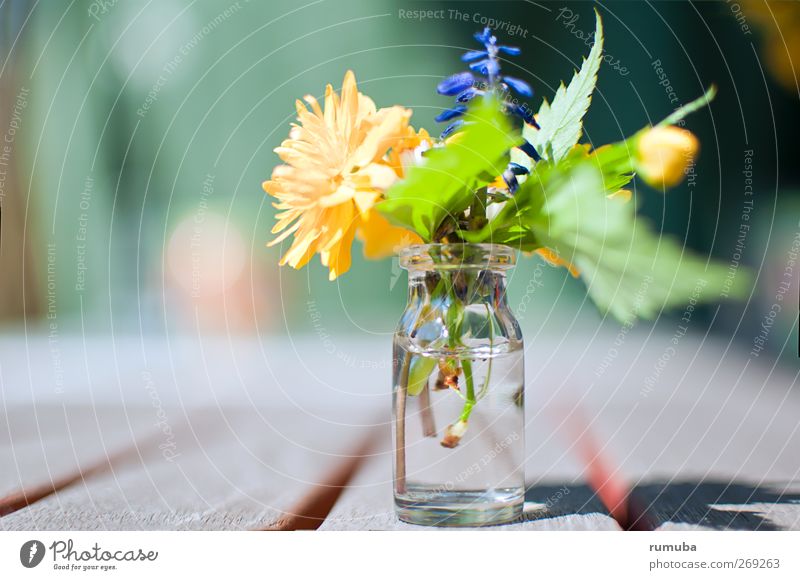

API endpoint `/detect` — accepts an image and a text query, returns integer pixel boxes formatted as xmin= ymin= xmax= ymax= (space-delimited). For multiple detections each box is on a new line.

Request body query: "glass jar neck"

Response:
xmin=396 ymin=245 xmax=522 ymax=358
xmin=399 ymin=243 xmax=515 ymax=273
xmin=401 ymin=244 xmax=515 ymax=308
xmin=406 ymin=269 xmax=510 ymax=309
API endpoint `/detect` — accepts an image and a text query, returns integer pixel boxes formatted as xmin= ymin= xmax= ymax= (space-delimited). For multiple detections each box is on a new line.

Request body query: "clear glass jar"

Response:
xmin=393 ymin=243 xmax=525 ymax=526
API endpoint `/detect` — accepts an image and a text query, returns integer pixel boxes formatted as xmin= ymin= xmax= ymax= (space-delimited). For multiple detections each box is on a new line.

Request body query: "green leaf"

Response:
xmin=656 ymin=85 xmax=717 ymax=127
xmin=525 ymin=10 xmax=604 ymax=163
xmin=528 ymin=163 xmax=748 ymax=323
xmin=467 ymin=146 xmax=634 ymax=250
xmin=407 ymin=356 xmax=437 ymax=396
xmin=378 ymin=98 xmax=520 ymax=241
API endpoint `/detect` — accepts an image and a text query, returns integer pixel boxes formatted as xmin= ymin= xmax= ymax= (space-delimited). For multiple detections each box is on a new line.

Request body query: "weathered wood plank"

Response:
xmin=0 ymin=405 xmax=156 ymax=505
xmin=321 ymin=414 xmax=621 ymax=530
xmin=574 ymin=335 xmax=800 ymax=530
xmin=0 ymin=406 xmax=372 ymax=530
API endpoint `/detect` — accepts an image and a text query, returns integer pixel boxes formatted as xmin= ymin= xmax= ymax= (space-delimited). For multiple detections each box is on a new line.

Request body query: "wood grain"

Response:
xmin=569 ymin=336 xmax=800 ymax=530
xmin=0 ymin=406 xmax=374 ymax=530
xmin=320 ymin=414 xmax=621 ymax=531
xmin=0 ymin=405 xmax=156 ymax=509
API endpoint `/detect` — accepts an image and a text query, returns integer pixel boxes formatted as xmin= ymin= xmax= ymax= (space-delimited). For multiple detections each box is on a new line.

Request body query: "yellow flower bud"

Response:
xmin=636 ymin=126 xmax=699 ymax=189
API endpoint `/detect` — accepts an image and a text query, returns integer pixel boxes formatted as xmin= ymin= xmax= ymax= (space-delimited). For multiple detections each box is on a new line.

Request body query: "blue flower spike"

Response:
xmin=507 ymin=162 xmax=530 ymax=176
xmin=507 ymin=103 xmax=537 ymax=126
xmin=437 ymin=72 xmax=475 ymax=96
xmin=435 ymin=105 xmax=467 ymax=123
xmin=503 ymin=76 xmax=533 ymax=98
xmin=501 ymin=162 xmax=531 ymax=193
xmin=440 ymin=120 xmax=465 ymax=139
xmin=461 ymin=50 xmax=488 ymax=62
xmin=436 ymin=26 xmax=541 ymax=177
xmin=518 ymin=140 xmax=541 ymax=161
xmin=455 ymin=87 xmax=483 ymax=103
xmin=498 ymin=45 xmax=521 ymax=56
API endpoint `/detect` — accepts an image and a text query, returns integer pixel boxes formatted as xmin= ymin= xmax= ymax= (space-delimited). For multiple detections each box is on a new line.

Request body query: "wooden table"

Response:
xmin=1 ymin=333 xmax=798 ymax=531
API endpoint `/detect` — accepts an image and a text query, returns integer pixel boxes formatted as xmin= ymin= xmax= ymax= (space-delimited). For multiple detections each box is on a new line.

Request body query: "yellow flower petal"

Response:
xmin=339 ymin=70 xmax=359 ymax=136
xmin=349 ymin=106 xmax=412 ymax=168
xmin=386 ymin=126 xmax=432 ymax=177
xmin=488 ymin=174 xmax=506 ymax=189
xmin=303 ymin=93 xmax=324 ymax=118
xmin=325 ymin=221 xmax=357 ymax=280
xmin=607 ymin=188 xmax=632 ymax=202
xmin=637 ymin=126 xmax=699 ymax=189
xmin=267 ymin=220 xmax=301 ymax=245
xmin=353 ymin=189 xmax=380 ymax=218
xmin=358 ymin=210 xmax=422 ymax=260
xmin=357 ymin=163 xmax=398 ymax=191
xmin=319 ymin=185 xmax=356 ymax=207
xmin=535 ymin=247 xmax=580 ymax=278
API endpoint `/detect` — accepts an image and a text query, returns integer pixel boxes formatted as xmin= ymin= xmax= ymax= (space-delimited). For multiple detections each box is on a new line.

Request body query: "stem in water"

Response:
xmin=395 ymin=352 xmax=411 ymax=495
xmin=419 ymin=381 xmax=436 ymax=437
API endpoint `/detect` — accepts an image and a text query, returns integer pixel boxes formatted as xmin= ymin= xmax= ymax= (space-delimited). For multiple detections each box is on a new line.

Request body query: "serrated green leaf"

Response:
xmin=529 ymin=164 xmax=748 ymax=323
xmin=525 ymin=10 xmax=604 ymax=163
xmin=377 ymin=99 xmax=519 ymax=241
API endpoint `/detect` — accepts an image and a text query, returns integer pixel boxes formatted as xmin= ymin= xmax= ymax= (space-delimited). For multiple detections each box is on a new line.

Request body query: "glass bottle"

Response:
xmin=393 ymin=244 xmax=525 ymax=526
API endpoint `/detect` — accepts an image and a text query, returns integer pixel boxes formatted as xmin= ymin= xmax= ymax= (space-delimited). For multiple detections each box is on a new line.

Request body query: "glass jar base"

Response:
xmin=395 ymin=487 xmax=524 ymax=527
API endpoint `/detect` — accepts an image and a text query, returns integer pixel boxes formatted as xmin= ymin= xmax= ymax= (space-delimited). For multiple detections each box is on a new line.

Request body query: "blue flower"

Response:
xmin=435 ymin=105 xmax=467 ymax=123
xmin=455 ymin=87 xmax=483 ymax=103
xmin=437 ymin=72 xmax=475 ymax=96
xmin=506 ymin=103 xmax=537 ymax=126
xmin=461 ymin=50 xmax=487 ymax=62
xmin=436 ymin=27 xmax=540 ymax=168
xmin=502 ymin=76 xmax=533 ymax=98
xmin=518 ymin=140 xmax=541 ymax=161
xmin=468 ymin=58 xmax=501 ymax=77
xmin=507 ymin=162 xmax=530 ymax=175
xmin=440 ymin=120 xmax=465 ymax=139
xmin=474 ymin=28 xmax=494 ymax=45
xmin=502 ymin=162 xmax=530 ymax=193
xmin=498 ymin=45 xmax=521 ymax=56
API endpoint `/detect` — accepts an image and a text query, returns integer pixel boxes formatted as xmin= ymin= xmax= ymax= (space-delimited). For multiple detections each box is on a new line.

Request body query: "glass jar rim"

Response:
xmin=398 ymin=243 xmax=516 ymax=271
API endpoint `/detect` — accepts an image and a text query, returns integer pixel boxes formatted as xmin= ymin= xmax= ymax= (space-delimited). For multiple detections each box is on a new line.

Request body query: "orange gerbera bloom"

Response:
xmin=263 ymin=71 xmax=418 ymax=280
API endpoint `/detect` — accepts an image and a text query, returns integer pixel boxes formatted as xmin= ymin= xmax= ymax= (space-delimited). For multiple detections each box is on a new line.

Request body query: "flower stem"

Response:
xmin=419 ymin=381 xmax=437 ymax=437
xmin=477 ymin=304 xmax=494 ymax=400
xmin=395 ymin=352 xmax=411 ymax=495
xmin=439 ymin=273 xmax=481 ymax=448
xmin=459 ymin=358 xmax=477 ymax=423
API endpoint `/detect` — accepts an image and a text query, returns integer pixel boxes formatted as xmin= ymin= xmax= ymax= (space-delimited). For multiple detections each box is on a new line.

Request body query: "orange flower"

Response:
xmin=386 ymin=126 xmax=432 ymax=177
xmin=263 ymin=71 xmax=414 ymax=280
xmin=358 ymin=211 xmax=422 ymax=259
xmin=535 ymin=247 xmax=580 ymax=278
xmin=355 ymin=125 xmax=430 ymax=259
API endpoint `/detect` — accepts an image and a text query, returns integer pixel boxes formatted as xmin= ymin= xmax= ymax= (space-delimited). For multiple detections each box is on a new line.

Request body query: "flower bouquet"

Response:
xmin=262 ymin=12 xmax=744 ymax=526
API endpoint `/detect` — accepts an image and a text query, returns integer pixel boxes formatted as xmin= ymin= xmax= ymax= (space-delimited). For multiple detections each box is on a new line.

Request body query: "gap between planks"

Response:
xmin=263 ymin=427 xmax=381 ymax=531
xmin=0 ymin=427 xmax=171 ymax=518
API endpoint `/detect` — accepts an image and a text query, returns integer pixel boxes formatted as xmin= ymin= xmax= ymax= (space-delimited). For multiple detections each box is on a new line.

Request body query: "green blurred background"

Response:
xmin=0 ymin=0 xmax=797 ymax=361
